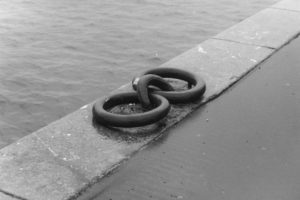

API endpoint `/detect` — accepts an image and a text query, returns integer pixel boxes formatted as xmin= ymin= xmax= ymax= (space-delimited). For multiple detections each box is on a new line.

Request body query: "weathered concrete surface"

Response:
xmin=82 ymin=35 xmax=300 ymax=200
xmin=1 ymin=1 xmax=300 ymax=199
xmin=213 ymin=8 xmax=300 ymax=49
xmin=0 ymin=39 xmax=273 ymax=200
xmin=0 ymin=192 xmax=18 ymax=200
xmin=160 ymin=40 xmax=273 ymax=99
xmin=272 ymin=0 xmax=300 ymax=12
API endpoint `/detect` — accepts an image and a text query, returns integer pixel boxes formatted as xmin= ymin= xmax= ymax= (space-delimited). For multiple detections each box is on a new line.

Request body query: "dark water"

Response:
xmin=0 ymin=0 xmax=278 ymax=148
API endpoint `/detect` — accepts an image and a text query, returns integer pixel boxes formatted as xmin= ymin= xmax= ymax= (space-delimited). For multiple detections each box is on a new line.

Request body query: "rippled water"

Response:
xmin=0 ymin=0 xmax=279 ymax=148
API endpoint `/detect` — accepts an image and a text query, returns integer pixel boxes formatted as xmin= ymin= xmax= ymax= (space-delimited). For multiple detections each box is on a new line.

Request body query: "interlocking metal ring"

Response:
xmin=133 ymin=74 xmax=174 ymax=108
xmin=93 ymin=68 xmax=206 ymax=127
xmin=92 ymin=92 xmax=170 ymax=127
xmin=132 ymin=67 xmax=206 ymax=104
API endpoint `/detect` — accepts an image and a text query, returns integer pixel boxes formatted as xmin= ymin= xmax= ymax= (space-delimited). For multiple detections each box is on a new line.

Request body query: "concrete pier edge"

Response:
xmin=0 ymin=0 xmax=300 ymax=199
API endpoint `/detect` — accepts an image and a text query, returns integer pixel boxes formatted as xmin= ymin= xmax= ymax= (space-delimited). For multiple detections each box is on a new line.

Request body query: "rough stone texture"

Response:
xmin=213 ymin=8 xmax=300 ymax=49
xmin=0 ymin=136 xmax=90 ymax=200
xmin=2 ymin=2 xmax=300 ymax=199
xmin=161 ymin=40 xmax=273 ymax=100
xmin=272 ymin=0 xmax=300 ymax=12
xmin=0 ymin=193 xmax=18 ymax=200
xmin=0 ymin=38 xmax=273 ymax=200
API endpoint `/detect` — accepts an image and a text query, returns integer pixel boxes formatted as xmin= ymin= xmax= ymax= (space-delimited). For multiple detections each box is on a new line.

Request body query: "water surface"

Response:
xmin=0 ymin=0 xmax=278 ymax=148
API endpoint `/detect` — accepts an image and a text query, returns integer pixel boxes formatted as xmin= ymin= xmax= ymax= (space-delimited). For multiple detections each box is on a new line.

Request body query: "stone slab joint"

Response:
xmin=0 ymin=0 xmax=300 ymax=199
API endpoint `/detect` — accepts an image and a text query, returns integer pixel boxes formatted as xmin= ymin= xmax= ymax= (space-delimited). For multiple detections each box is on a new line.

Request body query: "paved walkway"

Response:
xmin=80 ymin=36 xmax=300 ymax=200
xmin=0 ymin=0 xmax=299 ymax=199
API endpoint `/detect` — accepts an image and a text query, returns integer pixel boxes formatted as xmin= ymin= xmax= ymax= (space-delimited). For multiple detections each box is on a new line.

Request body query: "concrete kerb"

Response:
xmin=213 ymin=7 xmax=300 ymax=49
xmin=0 ymin=192 xmax=21 ymax=200
xmin=0 ymin=0 xmax=299 ymax=199
xmin=272 ymin=0 xmax=300 ymax=12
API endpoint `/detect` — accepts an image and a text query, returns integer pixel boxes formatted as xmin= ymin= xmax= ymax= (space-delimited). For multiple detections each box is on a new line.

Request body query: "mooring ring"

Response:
xmin=133 ymin=74 xmax=174 ymax=108
xmin=133 ymin=67 xmax=206 ymax=103
xmin=92 ymin=92 xmax=170 ymax=127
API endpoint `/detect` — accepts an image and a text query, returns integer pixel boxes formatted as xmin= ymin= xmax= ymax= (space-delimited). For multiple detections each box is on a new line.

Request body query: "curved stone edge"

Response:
xmin=0 ymin=191 xmax=21 ymax=200
xmin=0 ymin=0 xmax=300 ymax=200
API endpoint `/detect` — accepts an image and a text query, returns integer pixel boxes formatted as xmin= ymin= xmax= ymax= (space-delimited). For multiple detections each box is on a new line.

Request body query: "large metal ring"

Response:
xmin=133 ymin=74 xmax=174 ymax=108
xmin=132 ymin=68 xmax=206 ymax=103
xmin=92 ymin=92 xmax=170 ymax=127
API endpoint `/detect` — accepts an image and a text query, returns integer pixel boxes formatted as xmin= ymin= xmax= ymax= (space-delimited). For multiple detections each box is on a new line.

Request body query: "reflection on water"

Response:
xmin=0 ymin=0 xmax=278 ymax=148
